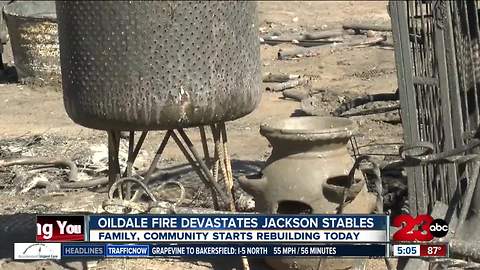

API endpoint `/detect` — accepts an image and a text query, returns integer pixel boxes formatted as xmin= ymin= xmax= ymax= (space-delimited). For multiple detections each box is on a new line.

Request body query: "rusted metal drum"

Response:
xmin=55 ymin=1 xmax=261 ymax=131
xmin=3 ymin=1 xmax=60 ymax=85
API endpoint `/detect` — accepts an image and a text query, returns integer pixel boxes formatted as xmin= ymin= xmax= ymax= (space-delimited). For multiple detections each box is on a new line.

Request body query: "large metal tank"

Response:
xmin=55 ymin=1 xmax=261 ymax=131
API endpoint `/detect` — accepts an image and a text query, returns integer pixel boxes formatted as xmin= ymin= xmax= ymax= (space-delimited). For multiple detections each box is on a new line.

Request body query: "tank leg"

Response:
xmin=107 ymin=130 xmax=121 ymax=187
xmin=130 ymin=131 xmax=171 ymax=201
xmin=199 ymin=126 xmax=211 ymax=168
xmin=123 ymin=131 xmax=148 ymax=199
xmin=109 ymin=130 xmax=149 ymax=200
xmin=211 ymin=123 xmax=236 ymax=211
xmin=174 ymin=129 xmax=227 ymax=210
xmin=211 ymin=122 xmax=250 ymax=270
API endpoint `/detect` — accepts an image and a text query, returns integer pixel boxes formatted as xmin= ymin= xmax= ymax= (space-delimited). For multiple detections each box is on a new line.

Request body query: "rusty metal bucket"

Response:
xmin=3 ymin=1 xmax=60 ymax=85
xmin=55 ymin=1 xmax=261 ymax=131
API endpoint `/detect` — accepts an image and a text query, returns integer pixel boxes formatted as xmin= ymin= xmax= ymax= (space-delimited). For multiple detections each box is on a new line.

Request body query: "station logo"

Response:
xmin=392 ymin=214 xmax=449 ymax=241
xmin=14 ymin=243 xmax=61 ymax=260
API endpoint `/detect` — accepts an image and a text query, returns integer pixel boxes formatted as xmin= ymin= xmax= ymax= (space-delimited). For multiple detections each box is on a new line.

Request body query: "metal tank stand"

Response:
xmin=104 ymin=124 xmax=252 ymax=270
xmin=104 ymin=122 xmax=236 ymax=212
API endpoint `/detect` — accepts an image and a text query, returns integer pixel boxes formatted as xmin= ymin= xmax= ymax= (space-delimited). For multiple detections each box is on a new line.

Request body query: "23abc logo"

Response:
xmin=392 ymin=214 xmax=449 ymax=241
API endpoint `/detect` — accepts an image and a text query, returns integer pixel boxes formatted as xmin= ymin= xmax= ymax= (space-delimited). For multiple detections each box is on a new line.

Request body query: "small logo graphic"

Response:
xmin=14 ymin=243 xmax=61 ymax=260
xmin=429 ymin=219 xmax=449 ymax=238
xmin=392 ymin=214 xmax=449 ymax=241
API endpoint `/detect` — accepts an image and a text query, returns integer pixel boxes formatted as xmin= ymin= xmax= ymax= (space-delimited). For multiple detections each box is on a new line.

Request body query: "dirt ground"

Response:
xmin=0 ymin=1 xmax=403 ymax=270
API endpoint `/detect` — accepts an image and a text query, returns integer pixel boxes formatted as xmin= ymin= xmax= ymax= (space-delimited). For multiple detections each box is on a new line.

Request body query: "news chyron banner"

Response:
xmin=31 ymin=214 xmax=389 ymax=259
xmin=87 ymin=215 xmax=388 ymax=242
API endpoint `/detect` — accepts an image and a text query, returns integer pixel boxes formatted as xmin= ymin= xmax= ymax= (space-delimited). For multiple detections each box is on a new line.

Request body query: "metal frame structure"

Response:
xmin=390 ymin=0 xmax=480 ymax=216
xmin=390 ymin=0 xmax=480 ymax=262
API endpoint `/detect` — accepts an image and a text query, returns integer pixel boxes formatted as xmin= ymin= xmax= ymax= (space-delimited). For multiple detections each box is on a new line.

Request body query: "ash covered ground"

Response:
xmin=0 ymin=1 xmax=403 ymax=270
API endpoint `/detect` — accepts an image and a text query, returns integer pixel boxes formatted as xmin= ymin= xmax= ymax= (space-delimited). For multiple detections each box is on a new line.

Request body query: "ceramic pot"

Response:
xmin=239 ymin=116 xmax=376 ymax=270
